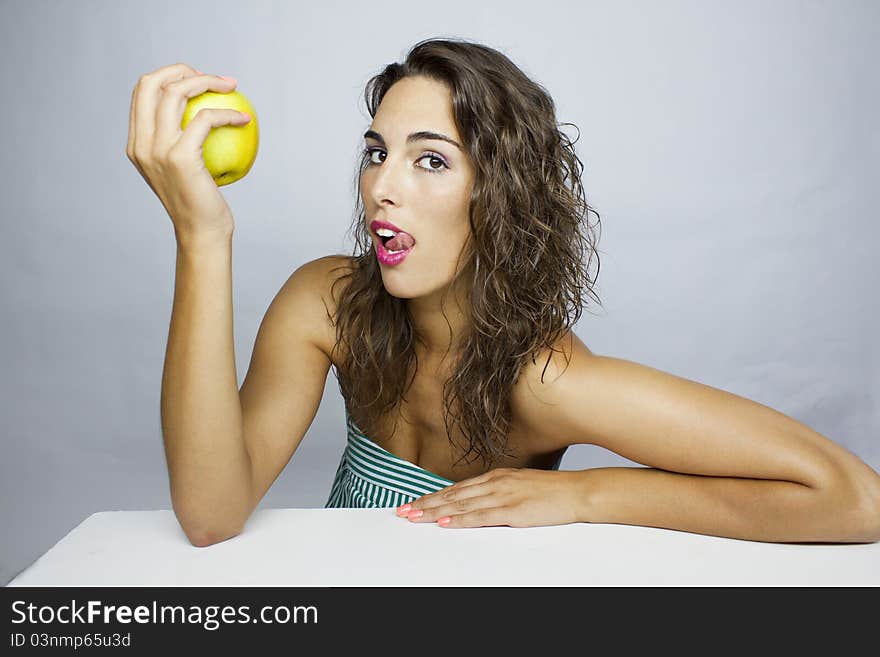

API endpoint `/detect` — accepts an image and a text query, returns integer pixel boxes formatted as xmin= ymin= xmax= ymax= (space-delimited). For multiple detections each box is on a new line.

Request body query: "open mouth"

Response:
xmin=375 ymin=227 xmax=416 ymax=253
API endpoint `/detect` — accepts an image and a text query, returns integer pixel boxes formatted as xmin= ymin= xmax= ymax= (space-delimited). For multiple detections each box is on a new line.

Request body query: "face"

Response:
xmin=361 ymin=76 xmax=475 ymax=300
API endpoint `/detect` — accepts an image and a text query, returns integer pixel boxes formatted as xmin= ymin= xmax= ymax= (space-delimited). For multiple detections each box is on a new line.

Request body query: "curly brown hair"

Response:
xmin=327 ymin=36 xmax=603 ymax=470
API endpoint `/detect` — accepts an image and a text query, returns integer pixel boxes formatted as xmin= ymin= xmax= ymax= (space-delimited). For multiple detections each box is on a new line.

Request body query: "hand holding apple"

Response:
xmin=126 ymin=63 xmax=258 ymax=249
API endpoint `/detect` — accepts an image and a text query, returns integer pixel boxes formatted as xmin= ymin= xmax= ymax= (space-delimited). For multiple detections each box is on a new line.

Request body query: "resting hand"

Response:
xmin=396 ymin=467 xmax=585 ymax=529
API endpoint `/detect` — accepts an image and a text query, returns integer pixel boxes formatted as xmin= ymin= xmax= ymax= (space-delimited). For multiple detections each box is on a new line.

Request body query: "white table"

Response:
xmin=7 ymin=509 xmax=879 ymax=586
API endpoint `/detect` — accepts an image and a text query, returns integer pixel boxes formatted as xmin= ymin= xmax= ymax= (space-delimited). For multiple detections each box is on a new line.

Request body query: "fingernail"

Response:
xmin=438 ymin=517 xmax=451 ymax=526
xmin=396 ymin=504 xmax=412 ymax=515
xmin=407 ymin=509 xmax=424 ymax=520
xmin=194 ymin=68 xmax=204 ymax=75
xmin=219 ymin=75 xmax=237 ymax=84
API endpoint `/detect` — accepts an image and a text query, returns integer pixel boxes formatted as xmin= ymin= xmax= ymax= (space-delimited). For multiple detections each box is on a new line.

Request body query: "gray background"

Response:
xmin=1 ymin=0 xmax=877 ymax=586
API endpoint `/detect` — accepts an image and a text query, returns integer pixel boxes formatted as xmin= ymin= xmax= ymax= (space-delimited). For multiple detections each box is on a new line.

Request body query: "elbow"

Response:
xmin=853 ymin=500 xmax=880 ymax=544
xmin=853 ymin=467 xmax=880 ymax=542
xmin=857 ymin=481 xmax=880 ymax=543
xmin=173 ymin=500 xmax=249 ymax=547
xmin=176 ymin=508 xmax=245 ymax=547
xmin=825 ymin=467 xmax=880 ymax=543
xmin=185 ymin=524 xmax=244 ymax=548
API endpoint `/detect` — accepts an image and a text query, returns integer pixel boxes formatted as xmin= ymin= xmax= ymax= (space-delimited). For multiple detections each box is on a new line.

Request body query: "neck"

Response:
xmin=406 ymin=278 xmax=471 ymax=358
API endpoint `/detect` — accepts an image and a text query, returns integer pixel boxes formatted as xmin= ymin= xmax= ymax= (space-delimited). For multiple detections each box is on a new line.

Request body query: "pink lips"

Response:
xmin=369 ymin=219 xmax=415 ymax=239
xmin=375 ymin=239 xmax=413 ymax=266
xmin=370 ymin=219 xmax=416 ymax=266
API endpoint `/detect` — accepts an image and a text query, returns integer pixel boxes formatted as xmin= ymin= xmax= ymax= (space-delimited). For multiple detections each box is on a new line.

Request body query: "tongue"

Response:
xmin=386 ymin=232 xmax=415 ymax=251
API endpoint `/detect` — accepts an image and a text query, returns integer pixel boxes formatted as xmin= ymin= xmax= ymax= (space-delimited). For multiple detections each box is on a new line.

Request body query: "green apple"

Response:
xmin=182 ymin=90 xmax=259 ymax=187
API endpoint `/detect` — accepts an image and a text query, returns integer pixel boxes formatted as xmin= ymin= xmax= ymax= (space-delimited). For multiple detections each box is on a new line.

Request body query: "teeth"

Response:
xmin=376 ymin=228 xmax=397 ymax=237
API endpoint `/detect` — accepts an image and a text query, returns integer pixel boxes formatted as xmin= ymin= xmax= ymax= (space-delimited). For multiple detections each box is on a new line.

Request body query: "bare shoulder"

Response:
xmin=510 ymin=329 xmax=597 ymax=452
xmin=514 ymin=329 xmax=595 ymax=395
xmin=280 ymin=254 xmax=353 ymax=360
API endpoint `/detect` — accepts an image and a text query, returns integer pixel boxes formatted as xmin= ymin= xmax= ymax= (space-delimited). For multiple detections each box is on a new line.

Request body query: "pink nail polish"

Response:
xmin=397 ymin=504 xmax=412 ymax=515
xmin=407 ymin=509 xmax=424 ymax=520
xmin=438 ymin=516 xmax=451 ymax=526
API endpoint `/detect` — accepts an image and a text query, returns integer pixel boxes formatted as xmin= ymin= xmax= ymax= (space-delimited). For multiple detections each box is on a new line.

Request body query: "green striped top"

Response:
xmin=324 ymin=413 xmax=455 ymax=508
xmin=324 ymin=412 xmax=565 ymax=508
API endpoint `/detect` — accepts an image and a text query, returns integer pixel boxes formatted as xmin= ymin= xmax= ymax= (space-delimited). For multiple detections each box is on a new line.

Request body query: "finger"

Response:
xmin=154 ymin=73 xmax=240 ymax=152
xmin=128 ymin=80 xmax=161 ymax=192
xmin=407 ymin=493 xmax=498 ymax=523
xmin=127 ymin=81 xmax=146 ymax=182
xmin=172 ymin=107 xmax=252 ymax=168
xmin=410 ymin=481 xmax=494 ymax=514
xmin=127 ymin=82 xmax=137 ymax=161
xmin=133 ymin=63 xmax=200 ymax=161
xmin=438 ymin=506 xmax=511 ymax=529
xmin=406 ymin=469 xmax=501 ymax=511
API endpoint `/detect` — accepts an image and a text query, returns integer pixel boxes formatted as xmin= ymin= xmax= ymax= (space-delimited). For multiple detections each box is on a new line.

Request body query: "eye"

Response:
xmin=362 ymin=147 xmax=449 ymax=173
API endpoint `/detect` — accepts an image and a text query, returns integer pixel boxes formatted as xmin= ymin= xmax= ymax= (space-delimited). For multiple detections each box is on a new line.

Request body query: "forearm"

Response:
xmin=160 ymin=241 xmax=252 ymax=543
xmin=577 ymin=466 xmax=879 ymax=544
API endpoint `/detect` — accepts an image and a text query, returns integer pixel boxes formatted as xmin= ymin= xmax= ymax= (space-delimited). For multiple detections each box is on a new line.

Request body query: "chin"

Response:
xmin=379 ymin=278 xmax=420 ymax=300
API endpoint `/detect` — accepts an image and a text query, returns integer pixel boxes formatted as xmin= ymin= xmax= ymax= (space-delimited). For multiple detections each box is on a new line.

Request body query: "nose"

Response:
xmin=365 ymin=151 xmax=406 ymax=207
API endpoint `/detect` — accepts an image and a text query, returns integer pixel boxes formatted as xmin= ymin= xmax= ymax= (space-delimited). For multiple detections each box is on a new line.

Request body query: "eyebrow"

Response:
xmin=363 ymin=129 xmax=462 ymax=151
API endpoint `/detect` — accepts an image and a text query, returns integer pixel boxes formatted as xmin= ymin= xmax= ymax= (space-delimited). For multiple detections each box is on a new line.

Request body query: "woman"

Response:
xmin=128 ymin=38 xmax=880 ymax=546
